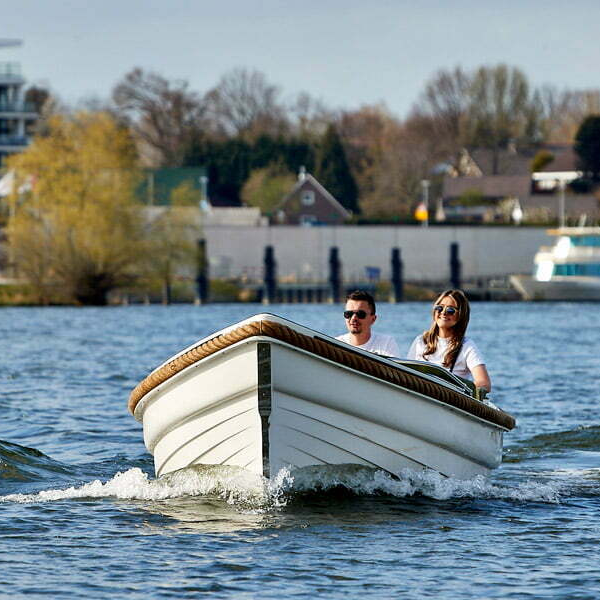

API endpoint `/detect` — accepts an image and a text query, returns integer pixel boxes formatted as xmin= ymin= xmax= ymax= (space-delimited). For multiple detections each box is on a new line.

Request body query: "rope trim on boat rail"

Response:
xmin=128 ymin=320 xmax=516 ymax=430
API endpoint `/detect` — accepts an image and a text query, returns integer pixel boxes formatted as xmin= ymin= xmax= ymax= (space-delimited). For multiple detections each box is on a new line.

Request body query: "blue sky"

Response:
xmin=3 ymin=0 xmax=600 ymax=118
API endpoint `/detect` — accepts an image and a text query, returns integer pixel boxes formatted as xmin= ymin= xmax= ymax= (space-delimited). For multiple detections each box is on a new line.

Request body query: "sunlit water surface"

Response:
xmin=1 ymin=303 xmax=599 ymax=598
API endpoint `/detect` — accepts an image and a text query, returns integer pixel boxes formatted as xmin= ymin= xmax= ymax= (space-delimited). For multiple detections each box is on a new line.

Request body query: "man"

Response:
xmin=336 ymin=290 xmax=400 ymax=357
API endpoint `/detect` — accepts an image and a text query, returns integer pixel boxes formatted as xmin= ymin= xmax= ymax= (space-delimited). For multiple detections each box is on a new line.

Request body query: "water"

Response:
xmin=1 ymin=303 xmax=599 ymax=598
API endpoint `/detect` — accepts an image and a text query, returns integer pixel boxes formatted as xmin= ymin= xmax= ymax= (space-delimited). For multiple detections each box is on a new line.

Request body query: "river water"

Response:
xmin=1 ymin=303 xmax=599 ymax=598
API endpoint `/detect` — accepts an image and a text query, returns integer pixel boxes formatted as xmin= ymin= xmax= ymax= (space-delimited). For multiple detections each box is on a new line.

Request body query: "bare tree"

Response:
xmin=465 ymin=64 xmax=531 ymax=164
xmin=412 ymin=66 xmax=471 ymax=164
xmin=338 ymin=105 xmax=435 ymax=218
xmin=536 ymin=86 xmax=600 ymax=142
xmin=288 ymin=92 xmax=335 ymax=140
xmin=112 ymin=68 xmax=205 ymax=167
xmin=203 ymin=68 xmax=288 ymax=140
xmin=414 ymin=64 xmax=547 ymax=173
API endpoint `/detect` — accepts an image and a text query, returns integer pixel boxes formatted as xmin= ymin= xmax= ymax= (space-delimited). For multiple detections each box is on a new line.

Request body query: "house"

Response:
xmin=441 ymin=144 xmax=599 ymax=223
xmin=0 ymin=40 xmax=38 ymax=166
xmin=275 ymin=167 xmax=350 ymax=226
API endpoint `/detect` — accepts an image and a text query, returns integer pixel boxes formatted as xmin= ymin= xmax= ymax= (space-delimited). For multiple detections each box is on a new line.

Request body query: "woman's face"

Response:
xmin=433 ymin=295 xmax=459 ymax=330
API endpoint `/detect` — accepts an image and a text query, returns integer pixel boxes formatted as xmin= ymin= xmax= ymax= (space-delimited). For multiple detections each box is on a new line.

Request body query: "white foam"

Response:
xmin=287 ymin=465 xmax=562 ymax=503
xmin=0 ymin=464 xmax=562 ymax=506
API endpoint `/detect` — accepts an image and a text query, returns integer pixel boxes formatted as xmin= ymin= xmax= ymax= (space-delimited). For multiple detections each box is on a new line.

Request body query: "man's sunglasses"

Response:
xmin=344 ymin=310 xmax=368 ymax=319
xmin=433 ymin=305 xmax=458 ymax=316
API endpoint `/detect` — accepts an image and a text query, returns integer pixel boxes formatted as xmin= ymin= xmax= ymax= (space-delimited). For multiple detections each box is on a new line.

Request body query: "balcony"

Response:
xmin=0 ymin=101 xmax=37 ymax=115
xmin=0 ymin=62 xmax=25 ymax=83
xmin=0 ymin=134 xmax=28 ymax=148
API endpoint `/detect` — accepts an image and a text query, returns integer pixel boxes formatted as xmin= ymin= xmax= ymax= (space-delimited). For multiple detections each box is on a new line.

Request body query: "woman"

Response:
xmin=407 ymin=289 xmax=491 ymax=392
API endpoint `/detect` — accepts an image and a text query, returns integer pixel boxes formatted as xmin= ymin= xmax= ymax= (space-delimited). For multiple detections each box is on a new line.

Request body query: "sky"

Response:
xmin=3 ymin=0 xmax=600 ymax=119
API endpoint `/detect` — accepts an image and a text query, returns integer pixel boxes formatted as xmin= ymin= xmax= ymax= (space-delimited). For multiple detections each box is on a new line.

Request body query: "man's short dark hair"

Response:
xmin=346 ymin=290 xmax=376 ymax=314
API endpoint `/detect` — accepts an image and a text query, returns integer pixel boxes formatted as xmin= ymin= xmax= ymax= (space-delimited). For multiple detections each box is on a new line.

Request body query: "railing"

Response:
xmin=0 ymin=62 xmax=22 ymax=79
xmin=0 ymin=135 xmax=28 ymax=146
xmin=0 ymin=102 xmax=37 ymax=113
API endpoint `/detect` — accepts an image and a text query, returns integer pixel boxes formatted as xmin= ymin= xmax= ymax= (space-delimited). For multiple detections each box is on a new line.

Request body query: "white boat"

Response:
xmin=129 ymin=314 xmax=516 ymax=481
xmin=510 ymin=227 xmax=600 ymax=300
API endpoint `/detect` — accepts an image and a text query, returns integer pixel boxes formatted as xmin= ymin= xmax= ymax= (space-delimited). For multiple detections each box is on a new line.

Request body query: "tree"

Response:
xmin=24 ymin=86 xmax=50 ymax=114
xmin=464 ymin=65 xmax=533 ymax=172
xmin=112 ymin=68 xmax=205 ymax=167
xmin=288 ymin=92 xmax=335 ymax=140
xmin=574 ymin=115 xmax=600 ymax=180
xmin=315 ymin=124 xmax=359 ymax=213
xmin=203 ymin=68 xmax=289 ymax=140
xmin=241 ymin=162 xmax=296 ymax=216
xmin=338 ymin=105 xmax=406 ymax=218
xmin=143 ymin=181 xmax=199 ymax=304
xmin=414 ymin=64 xmax=542 ymax=173
xmin=537 ymin=87 xmax=600 ymax=143
xmin=411 ymin=66 xmax=471 ymax=166
xmin=7 ymin=112 xmax=144 ymax=305
xmin=530 ymin=149 xmax=554 ymax=172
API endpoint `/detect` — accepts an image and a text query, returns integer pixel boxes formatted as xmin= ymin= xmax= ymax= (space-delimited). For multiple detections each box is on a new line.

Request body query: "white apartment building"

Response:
xmin=0 ymin=40 xmax=38 ymax=165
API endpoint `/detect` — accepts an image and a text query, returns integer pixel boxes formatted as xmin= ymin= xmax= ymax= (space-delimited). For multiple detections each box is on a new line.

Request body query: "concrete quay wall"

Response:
xmin=204 ymin=225 xmax=551 ymax=283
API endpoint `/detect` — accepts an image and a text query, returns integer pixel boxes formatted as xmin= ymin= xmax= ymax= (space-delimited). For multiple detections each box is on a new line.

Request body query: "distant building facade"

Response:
xmin=0 ymin=41 xmax=38 ymax=166
xmin=276 ymin=168 xmax=350 ymax=226
xmin=442 ymin=145 xmax=599 ymax=223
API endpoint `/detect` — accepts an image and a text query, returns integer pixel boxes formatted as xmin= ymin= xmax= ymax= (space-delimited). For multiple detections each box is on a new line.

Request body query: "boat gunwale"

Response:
xmin=129 ymin=316 xmax=516 ymax=431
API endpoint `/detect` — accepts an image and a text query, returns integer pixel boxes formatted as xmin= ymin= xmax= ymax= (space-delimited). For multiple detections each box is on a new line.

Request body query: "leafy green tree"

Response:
xmin=143 ymin=181 xmax=199 ymax=304
xmin=7 ymin=112 xmax=144 ymax=305
xmin=184 ymin=134 xmax=315 ymax=205
xmin=315 ymin=125 xmax=359 ymax=213
xmin=530 ymin=150 xmax=554 ymax=172
xmin=241 ymin=162 xmax=296 ymax=216
xmin=574 ymin=115 xmax=600 ymax=180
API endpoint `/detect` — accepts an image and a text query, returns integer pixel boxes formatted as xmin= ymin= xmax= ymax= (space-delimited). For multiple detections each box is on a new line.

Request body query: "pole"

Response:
xmin=196 ymin=239 xmax=209 ymax=304
xmin=450 ymin=242 xmax=461 ymax=290
xmin=390 ymin=247 xmax=403 ymax=303
xmin=263 ymin=245 xmax=277 ymax=304
xmin=558 ymin=179 xmax=566 ymax=228
xmin=328 ymin=246 xmax=342 ymax=304
xmin=421 ymin=179 xmax=430 ymax=227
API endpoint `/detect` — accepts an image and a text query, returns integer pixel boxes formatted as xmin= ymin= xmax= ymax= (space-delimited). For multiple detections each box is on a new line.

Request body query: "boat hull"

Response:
xmin=510 ymin=274 xmax=600 ymax=301
xmin=134 ymin=332 xmax=509 ymax=480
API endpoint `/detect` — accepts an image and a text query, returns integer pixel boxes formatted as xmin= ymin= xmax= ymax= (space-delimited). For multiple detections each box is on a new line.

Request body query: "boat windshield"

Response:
xmin=392 ymin=359 xmax=475 ymax=397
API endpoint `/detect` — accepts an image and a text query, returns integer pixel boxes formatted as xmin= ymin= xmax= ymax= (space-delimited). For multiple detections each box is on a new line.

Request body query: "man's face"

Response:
xmin=344 ymin=299 xmax=376 ymax=336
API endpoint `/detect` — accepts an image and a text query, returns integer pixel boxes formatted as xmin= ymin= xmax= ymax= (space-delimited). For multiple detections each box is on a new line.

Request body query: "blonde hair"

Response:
xmin=422 ymin=289 xmax=470 ymax=369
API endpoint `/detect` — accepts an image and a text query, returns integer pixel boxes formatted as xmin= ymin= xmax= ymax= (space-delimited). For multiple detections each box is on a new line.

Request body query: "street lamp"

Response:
xmin=421 ymin=179 xmax=430 ymax=227
xmin=558 ymin=179 xmax=566 ymax=229
xmin=199 ymin=175 xmax=210 ymax=212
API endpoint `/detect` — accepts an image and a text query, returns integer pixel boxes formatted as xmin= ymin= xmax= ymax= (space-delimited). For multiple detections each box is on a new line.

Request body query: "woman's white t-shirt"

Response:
xmin=406 ymin=335 xmax=485 ymax=380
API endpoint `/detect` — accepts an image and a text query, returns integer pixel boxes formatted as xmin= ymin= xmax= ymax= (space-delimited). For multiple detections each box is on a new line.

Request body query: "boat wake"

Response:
xmin=0 ymin=438 xmax=73 ymax=482
xmin=0 ymin=463 xmax=563 ymax=507
xmin=504 ymin=425 xmax=600 ymax=463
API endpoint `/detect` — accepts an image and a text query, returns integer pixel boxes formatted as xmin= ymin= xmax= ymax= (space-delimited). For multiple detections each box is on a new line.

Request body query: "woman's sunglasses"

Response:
xmin=344 ymin=310 xmax=368 ymax=319
xmin=433 ymin=305 xmax=458 ymax=316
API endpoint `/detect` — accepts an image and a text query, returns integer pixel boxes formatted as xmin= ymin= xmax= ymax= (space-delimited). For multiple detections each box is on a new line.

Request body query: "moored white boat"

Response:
xmin=129 ymin=314 xmax=516 ymax=481
xmin=510 ymin=227 xmax=600 ymax=300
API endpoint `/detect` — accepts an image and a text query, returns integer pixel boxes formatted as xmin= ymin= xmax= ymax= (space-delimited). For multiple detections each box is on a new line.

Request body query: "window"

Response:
xmin=301 ymin=190 xmax=315 ymax=206
xmin=299 ymin=214 xmax=317 ymax=226
xmin=571 ymin=236 xmax=600 ymax=247
xmin=554 ymin=263 xmax=600 ymax=276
